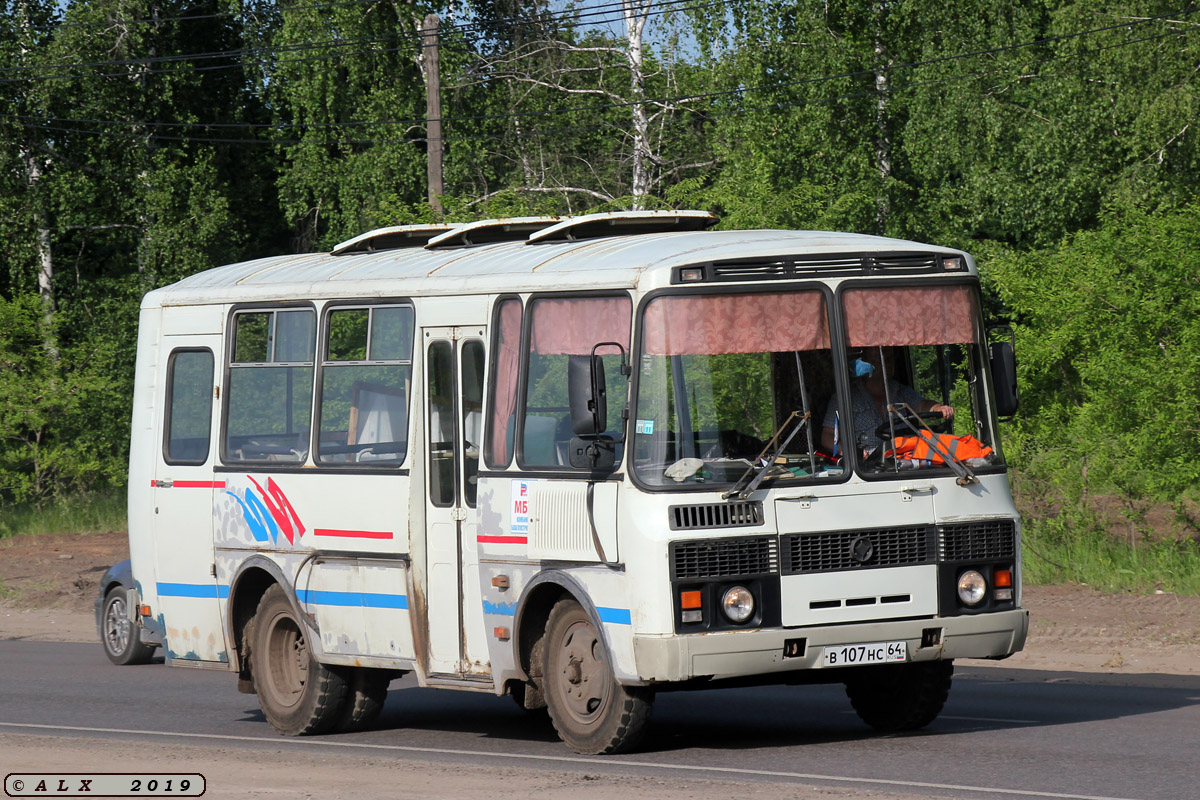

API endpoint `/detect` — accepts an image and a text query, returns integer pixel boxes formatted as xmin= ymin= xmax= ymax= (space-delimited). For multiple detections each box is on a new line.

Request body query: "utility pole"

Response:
xmin=422 ymin=14 xmax=444 ymax=217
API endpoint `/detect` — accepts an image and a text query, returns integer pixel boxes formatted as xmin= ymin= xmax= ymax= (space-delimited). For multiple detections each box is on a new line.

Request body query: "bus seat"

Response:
xmin=523 ymin=414 xmax=558 ymax=465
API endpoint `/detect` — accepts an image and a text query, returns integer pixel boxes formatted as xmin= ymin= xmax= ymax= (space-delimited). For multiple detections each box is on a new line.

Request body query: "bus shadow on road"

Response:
xmin=284 ymin=666 xmax=1200 ymax=754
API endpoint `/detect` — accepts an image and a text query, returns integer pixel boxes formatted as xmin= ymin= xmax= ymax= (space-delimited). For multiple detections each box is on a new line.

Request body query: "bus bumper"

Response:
xmin=631 ymin=608 xmax=1028 ymax=683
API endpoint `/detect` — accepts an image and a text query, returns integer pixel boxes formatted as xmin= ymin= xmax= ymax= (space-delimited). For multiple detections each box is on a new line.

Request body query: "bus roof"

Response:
xmin=144 ymin=218 xmax=969 ymax=309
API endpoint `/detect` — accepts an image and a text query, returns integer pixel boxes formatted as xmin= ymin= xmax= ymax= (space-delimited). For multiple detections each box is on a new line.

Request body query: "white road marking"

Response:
xmin=0 ymin=721 xmax=1139 ymax=800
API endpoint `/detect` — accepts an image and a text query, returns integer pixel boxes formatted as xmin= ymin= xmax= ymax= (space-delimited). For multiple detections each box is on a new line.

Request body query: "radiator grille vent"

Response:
xmin=669 ymin=501 xmax=764 ymax=531
xmin=938 ymin=519 xmax=1017 ymax=562
xmin=869 ymin=254 xmax=939 ymax=271
xmin=671 ymin=536 xmax=778 ymax=580
xmin=781 ymin=526 xmax=935 ymax=574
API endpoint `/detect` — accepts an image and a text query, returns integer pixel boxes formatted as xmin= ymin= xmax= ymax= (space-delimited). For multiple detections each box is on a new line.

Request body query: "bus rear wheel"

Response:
xmin=250 ymin=584 xmax=347 ymax=736
xmin=542 ymin=598 xmax=652 ymax=754
xmin=333 ymin=668 xmax=391 ymax=732
xmin=844 ymin=659 xmax=953 ymax=732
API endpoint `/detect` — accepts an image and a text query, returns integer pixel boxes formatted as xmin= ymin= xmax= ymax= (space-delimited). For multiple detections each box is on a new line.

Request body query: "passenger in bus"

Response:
xmin=819 ymin=346 xmax=953 ymax=457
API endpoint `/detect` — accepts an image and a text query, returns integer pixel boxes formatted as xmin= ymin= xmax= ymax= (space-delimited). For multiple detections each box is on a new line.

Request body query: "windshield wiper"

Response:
xmin=723 ymin=410 xmax=810 ymax=500
xmin=886 ymin=402 xmax=978 ymax=486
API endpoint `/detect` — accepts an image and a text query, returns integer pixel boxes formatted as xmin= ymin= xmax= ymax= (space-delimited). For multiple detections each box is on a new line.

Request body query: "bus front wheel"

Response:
xmin=542 ymin=598 xmax=652 ymax=754
xmin=844 ymin=659 xmax=953 ymax=732
xmin=250 ymin=584 xmax=348 ymax=736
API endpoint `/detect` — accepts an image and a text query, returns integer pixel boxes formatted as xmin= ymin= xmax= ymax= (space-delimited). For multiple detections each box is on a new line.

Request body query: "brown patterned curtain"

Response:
xmin=529 ymin=296 xmax=632 ymax=355
xmin=486 ymin=299 xmax=522 ymax=465
xmin=843 ymin=285 xmax=978 ymax=347
xmin=642 ymin=291 xmax=830 ymax=356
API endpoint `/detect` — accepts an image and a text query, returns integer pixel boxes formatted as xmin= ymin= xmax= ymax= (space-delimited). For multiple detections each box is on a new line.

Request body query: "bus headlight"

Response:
xmin=721 ymin=586 xmax=755 ymax=623
xmin=957 ymin=570 xmax=987 ymax=606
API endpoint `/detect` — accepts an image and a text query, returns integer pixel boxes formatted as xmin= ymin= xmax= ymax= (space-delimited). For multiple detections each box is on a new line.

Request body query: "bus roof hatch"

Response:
xmin=527 ymin=210 xmax=718 ymax=244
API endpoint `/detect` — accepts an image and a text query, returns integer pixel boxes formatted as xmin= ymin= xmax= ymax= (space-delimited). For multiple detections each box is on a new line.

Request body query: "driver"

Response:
xmin=820 ymin=346 xmax=953 ymax=456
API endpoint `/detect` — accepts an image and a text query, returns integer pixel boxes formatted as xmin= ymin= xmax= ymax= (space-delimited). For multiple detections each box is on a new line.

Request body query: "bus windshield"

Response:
xmin=631 ymin=284 xmax=1004 ymax=488
xmin=632 ymin=289 xmax=843 ymax=488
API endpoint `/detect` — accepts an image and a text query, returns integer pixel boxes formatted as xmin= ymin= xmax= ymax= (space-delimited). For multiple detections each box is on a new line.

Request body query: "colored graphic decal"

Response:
xmin=487 ymin=480 xmax=530 ymax=544
xmin=226 ymin=476 xmax=306 ymax=545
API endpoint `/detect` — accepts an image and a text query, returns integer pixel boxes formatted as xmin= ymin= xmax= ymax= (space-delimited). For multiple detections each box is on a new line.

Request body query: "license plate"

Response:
xmin=822 ymin=640 xmax=907 ymax=667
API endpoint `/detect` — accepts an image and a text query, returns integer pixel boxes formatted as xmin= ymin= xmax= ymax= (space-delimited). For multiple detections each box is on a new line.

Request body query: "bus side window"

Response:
xmin=225 ymin=308 xmax=316 ymax=463
xmin=164 ymin=349 xmax=215 ymax=465
xmin=317 ymin=305 xmax=414 ymax=465
xmin=485 ymin=297 xmax=522 ymax=469
xmin=521 ymin=295 xmax=631 ymax=469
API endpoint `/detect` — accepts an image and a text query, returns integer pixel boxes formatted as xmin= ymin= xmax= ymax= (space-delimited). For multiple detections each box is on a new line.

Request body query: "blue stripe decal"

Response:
xmin=157 ymin=582 xmax=230 ymax=599
xmin=296 ymin=590 xmax=408 ymax=610
xmin=482 ymin=600 xmax=517 ymax=616
xmin=596 ymin=606 xmax=631 ymax=625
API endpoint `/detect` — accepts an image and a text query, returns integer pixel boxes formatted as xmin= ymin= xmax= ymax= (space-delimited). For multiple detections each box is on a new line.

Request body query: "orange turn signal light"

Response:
xmin=993 ymin=569 xmax=1013 ymax=588
xmin=493 ymin=626 xmax=511 ymax=641
xmin=680 ymin=590 xmax=702 ymax=610
xmin=138 ymin=605 xmax=152 ymax=617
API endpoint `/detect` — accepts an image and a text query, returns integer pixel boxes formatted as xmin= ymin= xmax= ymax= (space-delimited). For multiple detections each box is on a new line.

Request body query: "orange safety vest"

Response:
xmin=886 ymin=432 xmax=993 ymax=464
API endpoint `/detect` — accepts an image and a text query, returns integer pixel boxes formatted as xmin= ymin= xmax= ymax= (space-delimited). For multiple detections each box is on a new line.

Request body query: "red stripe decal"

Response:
xmin=477 ymin=535 xmax=528 ymax=544
xmin=314 ymin=528 xmax=394 ymax=540
xmin=152 ymin=480 xmax=226 ymax=489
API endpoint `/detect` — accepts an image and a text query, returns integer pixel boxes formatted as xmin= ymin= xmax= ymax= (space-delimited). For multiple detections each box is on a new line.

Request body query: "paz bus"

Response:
xmin=123 ymin=210 xmax=1027 ymax=754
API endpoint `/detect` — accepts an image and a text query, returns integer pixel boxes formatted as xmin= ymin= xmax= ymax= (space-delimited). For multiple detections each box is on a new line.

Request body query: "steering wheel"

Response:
xmin=874 ymin=410 xmax=950 ymax=440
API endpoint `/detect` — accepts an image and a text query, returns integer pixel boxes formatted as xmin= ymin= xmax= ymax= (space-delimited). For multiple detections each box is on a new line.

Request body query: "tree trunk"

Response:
xmin=872 ymin=4 xmax=891 ymax=233
xmin=623 ymin=0 xmax=652 ymax=209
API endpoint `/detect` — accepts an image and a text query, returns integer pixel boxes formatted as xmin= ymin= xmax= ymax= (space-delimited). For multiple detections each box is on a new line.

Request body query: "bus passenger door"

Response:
xmin=423 ymin=328 xmax=489 ymax=678
xmin=152 ymin=339 xmax=226 ymax=664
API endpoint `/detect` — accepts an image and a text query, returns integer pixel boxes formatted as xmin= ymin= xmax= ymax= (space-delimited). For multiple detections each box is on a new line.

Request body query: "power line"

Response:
xmin=5 ymin=8 xmax=1194 ymax=135
xmin=6 ymin=0 xmax=708 ymax=77
xmin=9 ymin=22 xmax=1193 ymax=148
xmin=0 ymin=0 xmax=726 ymax=85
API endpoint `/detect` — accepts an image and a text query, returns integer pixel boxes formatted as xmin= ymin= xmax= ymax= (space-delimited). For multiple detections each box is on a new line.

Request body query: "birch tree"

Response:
xmin=458 ymin=0 xmax=714 ymax=211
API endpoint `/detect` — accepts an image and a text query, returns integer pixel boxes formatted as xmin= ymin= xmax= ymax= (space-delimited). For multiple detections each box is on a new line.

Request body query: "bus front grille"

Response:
xmin=938 ymin=519 xmax=1017 ymax=562
xmin=781 ymin=526 xmax=935 ymax=574
xmin=668 ymin=500 xmax=764 ymax=530
xmin=671 ymin=536 xmax=778 ymax=580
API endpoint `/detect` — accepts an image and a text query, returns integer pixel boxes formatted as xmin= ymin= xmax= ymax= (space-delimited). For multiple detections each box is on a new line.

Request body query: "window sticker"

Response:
xmin=635 ymin=419 xmax=655 ymax=435
xmin=511 ymin=481 xmax=532 ymax=537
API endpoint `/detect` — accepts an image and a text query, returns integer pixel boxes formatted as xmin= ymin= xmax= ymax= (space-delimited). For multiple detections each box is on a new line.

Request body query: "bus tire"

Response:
xmin=333 ymin=668 xmax=390 ymax=732
xmin=542 ymin=598 xmax=652 ymax=754
xmin=844 ymin=659 xmax=953 ymax=732
xmin=101 ymin=587 xmax=156 ymax=666
xmin=250 ymin=584 xmax=347 ymax=736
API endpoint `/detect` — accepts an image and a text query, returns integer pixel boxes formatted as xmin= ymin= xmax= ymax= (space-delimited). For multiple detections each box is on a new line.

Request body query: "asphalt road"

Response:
xmin=1 ymin=641 xmax=1197 ymax=800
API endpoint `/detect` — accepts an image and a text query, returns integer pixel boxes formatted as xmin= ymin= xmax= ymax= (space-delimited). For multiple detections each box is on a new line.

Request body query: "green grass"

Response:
xmin=0 ymin=490 xmax=126 ymax=540
xmin=1022 ymin=514 xmax=1200 ymax=594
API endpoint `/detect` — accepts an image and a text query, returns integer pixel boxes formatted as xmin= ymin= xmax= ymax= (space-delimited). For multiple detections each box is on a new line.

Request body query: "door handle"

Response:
xmin=900 ymin=483 xmax=932 ymax=502
xmin=778 ymin=494 xmax=816 ymax=509
xmin=154 ymin=479 xmax=174 ymax=489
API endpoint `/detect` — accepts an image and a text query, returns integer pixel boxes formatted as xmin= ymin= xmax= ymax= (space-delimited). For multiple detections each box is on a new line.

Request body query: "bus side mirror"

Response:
xmin=569 ymin=354 xmax=607 ymax=436
xmin=987 ymin=326 xmax=1019 ymax=419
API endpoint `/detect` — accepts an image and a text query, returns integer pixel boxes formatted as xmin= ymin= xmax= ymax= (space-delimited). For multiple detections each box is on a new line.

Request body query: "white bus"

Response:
xmin=124 ymin=210 xmax=1027 ymax=754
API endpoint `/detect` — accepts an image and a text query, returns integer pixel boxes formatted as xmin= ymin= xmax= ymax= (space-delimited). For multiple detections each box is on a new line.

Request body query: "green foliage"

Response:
xmin=0 ymin=0 xmax=1198 ymax=594
xmin=993 ymin=201 xmax=1200 ymax=501
xmin=0 ymin=295 xmax=124 ymax=505
xmin=0 ymin=490 xmax=127 ymax=540
xmin=1022 ymin=512 xmax=1200 ymax=595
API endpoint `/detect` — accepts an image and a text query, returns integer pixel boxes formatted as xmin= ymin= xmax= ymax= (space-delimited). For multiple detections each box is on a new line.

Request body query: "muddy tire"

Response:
xmin=333 ymin=668 xmax=391 ymax=732
xmin=101 ymin=587 xmax=155 ymax=666
xmin=250 ymin=584 xmax=347 ymax=736
xmin=845 ymin=659 xmax=953 ymax=732
xmin=542 ymin=598 xmax=652 ymax=754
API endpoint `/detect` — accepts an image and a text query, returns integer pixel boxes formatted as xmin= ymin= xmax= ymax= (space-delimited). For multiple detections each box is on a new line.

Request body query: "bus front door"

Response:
xmin=423 ymin=328 xmax=489 ymax=678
